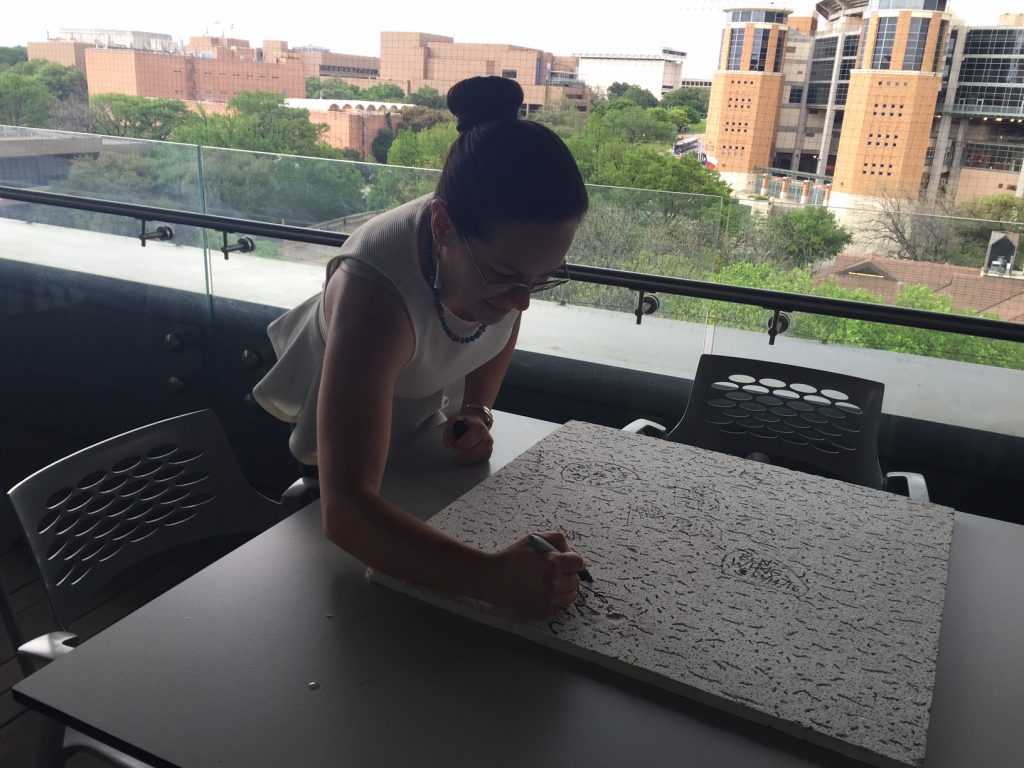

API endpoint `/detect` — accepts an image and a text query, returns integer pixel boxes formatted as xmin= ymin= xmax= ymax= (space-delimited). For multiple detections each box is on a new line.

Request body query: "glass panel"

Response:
xmin=902 ymin=18 xmax=931 ymax=72
xmin=749 ymin=29 xmax=770 ymax=72
xmin=702 ymin=199 xmax=1024 ymax=438
xmin=0 ymin=127 xmax=212 ymax=425
xmin=773 ymin=31 xmax=787 ymax=74
xmin=0 ymin=126 xmax=209 ymax=294
xmin=199 ymin=147 xmax=439 ymax=309
xmin=727 ymin=29 xmax=746 ymax=71
xmin=872 ymin=17 xmax=898 ymax=70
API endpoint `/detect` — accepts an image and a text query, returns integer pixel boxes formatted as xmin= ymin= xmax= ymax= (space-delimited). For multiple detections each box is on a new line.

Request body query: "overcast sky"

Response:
xmin=1 ymin=0 xmax=1013 ymax=78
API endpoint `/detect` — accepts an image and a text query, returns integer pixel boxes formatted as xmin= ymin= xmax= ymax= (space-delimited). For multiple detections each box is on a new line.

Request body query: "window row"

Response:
xmin=870 ymin=0 xmax=945 ymax=9
xmin=963 ymin=30 xmax=1024 ymax=56
xmin=953 ymin=85 xmax=1024 ymax=114
xmin=957 ymin=59 xmax=1024 ymax=86
xmin=729 ymin=11 xmax=787 ymax=23
xmin=961 ymin=142 xmax=1024 ymax=173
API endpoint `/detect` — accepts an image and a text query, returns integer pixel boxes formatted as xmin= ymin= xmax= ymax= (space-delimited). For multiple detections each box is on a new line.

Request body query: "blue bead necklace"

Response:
xmin=432 ymin=283 xmax=487 ymax=344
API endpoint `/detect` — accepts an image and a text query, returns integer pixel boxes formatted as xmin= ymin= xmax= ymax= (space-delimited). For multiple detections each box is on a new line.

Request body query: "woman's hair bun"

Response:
xmin=447 ymin=76 xmax=524 ymax=134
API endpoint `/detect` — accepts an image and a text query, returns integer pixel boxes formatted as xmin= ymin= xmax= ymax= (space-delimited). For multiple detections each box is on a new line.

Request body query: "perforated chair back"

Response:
xmin=7 ymin=409 xmax=286 ymax=631
xmin=667 ymin=355 xmax=885 ymax=489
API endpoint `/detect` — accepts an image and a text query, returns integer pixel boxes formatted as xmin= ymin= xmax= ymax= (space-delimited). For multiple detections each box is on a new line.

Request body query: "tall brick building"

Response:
xmin=705 ymin=2 xmax=1024 ymax=206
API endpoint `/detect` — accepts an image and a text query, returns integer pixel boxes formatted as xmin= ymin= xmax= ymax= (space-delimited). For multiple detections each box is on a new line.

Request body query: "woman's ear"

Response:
xmin=430 ymin=199 xmax=454 ymax=245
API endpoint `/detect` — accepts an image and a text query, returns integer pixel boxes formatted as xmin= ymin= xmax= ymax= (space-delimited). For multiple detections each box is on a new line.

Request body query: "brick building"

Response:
xmin=705 ymin=2 xmax=1024 ymax=206
xmin=379 ymin=32 xmax=589 ymax=113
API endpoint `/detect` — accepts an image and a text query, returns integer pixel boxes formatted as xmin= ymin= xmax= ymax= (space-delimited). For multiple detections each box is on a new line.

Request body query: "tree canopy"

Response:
xmin=0 ymin=60 xmax=87 ymax=128
xmin=170 ymin=91 xmax=342 ymax=158
xmin=660 ymin=87 xmax=710 ymax=118
xmin=0 ymin=46 xmax=29 ymax=70
xmin=89 ymin=94 xmax=191 ymax=141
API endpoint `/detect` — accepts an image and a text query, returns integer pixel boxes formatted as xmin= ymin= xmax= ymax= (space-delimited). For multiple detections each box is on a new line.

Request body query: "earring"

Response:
xmin=432 ymin=239 xmax=443 ymax=290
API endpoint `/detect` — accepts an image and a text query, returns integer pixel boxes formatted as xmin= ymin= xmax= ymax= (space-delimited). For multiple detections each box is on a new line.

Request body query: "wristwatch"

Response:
xmin=460 ymin=403 xmax=494 ymax=430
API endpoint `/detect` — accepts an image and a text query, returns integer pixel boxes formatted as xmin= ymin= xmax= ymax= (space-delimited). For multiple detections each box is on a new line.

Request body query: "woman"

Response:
xmin=254 ymin=76 xmax=590 ymax=618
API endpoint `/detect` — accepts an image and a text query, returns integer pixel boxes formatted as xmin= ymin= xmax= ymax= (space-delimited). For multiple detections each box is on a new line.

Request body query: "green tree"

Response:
xmin=661 ymin=87 xmax=710 ymax=118
xmin=666 ymin=105 xmax=700 ymax=129
xmin=768 ymin=206 xmax=852 ymax=267
xmin=0 ymin=72 xmax=55 ymax=126
xmin=307 ymin=77 xmax=364 ymax=100
xmin=396 ymin=105 xmax=450 ymax=134
xmin=387 ymin=121 xmax=457 ymax=169
xmin=615 ymin=85 xmax=659 ymax=109
xmin=171 ymin=91 xmax=342 ymax=157
xmin=957 ymin=193 xmax=1024 ymax=224
xmin=407 ymin=86 xmax=446 ymax=109
xmin=7 ymin=59 xmax=87 ymax=101
xmin=606 ymin=82 xmax=631 ymax=99
xmin=89 ymin=94 xmax=191 ymax=140
xmin=589 ymin=106 xmax=678 ymax=145
xmin=0 ymin=46 xmax=28 ymax=70
xmin=363 ymin=83 xmax=405 ymax=101
xmin=371 ymin=128 xmax=394 ymax=163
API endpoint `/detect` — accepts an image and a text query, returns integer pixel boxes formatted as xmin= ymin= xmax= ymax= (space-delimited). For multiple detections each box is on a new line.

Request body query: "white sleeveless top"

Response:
xmin=252 ymin=194 xmax=519 ymax=465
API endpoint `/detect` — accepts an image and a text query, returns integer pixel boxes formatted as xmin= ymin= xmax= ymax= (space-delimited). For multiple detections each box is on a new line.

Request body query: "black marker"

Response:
xmin=527 ymin=533 xmax=593 ymax=582
xmin=452 ymin=420 xmax=468 ymax=441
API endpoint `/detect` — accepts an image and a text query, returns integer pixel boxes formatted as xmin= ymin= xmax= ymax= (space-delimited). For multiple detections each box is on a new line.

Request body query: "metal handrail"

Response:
xmin=3 ymin=184 xmax=1024 ymax=344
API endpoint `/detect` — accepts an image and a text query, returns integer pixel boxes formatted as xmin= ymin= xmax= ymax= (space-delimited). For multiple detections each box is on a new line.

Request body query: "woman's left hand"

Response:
xmin=443 ymin=412 xmax=493 ymax=464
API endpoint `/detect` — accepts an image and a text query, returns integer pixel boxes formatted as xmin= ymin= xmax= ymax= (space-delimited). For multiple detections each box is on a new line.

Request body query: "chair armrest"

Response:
xmin=282 ymin=477 xmax=320 ymax=511
xmin=885 ymin=472 xmax=930 ymax=502
xmin=622 ymin=419 xmax=667 ymax=437
xmin=19 ymin=631 xmax=79 ymax=664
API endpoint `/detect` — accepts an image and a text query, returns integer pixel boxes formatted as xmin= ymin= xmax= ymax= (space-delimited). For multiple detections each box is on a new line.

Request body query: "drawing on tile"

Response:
xmin=369 ymin=421 xmax=954 ymax=768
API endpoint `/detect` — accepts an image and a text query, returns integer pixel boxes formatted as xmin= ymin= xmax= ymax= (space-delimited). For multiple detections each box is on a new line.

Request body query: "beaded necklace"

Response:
xmin=432 ymin=283 xmax=487 ymax=343
xmin=425 ymin=224 xmax=488 ymax=344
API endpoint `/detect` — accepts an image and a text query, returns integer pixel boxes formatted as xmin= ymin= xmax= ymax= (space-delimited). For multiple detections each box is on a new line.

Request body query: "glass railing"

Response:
xmin=2 ymin=125 xmax=1022 ymax=439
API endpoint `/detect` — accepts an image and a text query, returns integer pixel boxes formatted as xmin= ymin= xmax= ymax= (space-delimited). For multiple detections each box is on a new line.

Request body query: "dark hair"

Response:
xmin=437 ymin=76 xmax=588 ymax=240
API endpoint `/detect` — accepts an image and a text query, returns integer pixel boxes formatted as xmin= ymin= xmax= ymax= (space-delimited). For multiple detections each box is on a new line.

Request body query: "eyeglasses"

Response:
xmin=461 ymin=236 xmax=570 ymax=295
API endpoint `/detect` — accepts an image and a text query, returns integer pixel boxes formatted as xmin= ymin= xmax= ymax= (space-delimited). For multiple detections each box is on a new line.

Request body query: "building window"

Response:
xmin=807 ymin=83 xmax=832 ymax=105
xmin=932 ymin=20 xmax=949 ymax=74
xmin=749 ymin=28 xmax=770 ymax=71
xmin=902 ymin=18 xmax=930 ymax=71
xmin=813 ymin=37 xmax=838 ymax=60
xmin=726 ymin=29 xmax=745 ymax=70
xmin=952 ymin=84 xmax=1024 ymax=115
xmin=842 ymin=34 xmax=860 ymax=58
xmin=963 ymin=28 xmax=1024 ymax=56
xmin=501 ymin=69 xmax=517 ymax=79
xmin=810 ymin=59 xmax=836 ymax=81
xmin=872 ymin=17 xmax=897 ymax=70
xmin=961 ymin=142 xmax=1024 ymax=173
xmin=958 ymin=59 xmax=1024 ymax=85
xmin=788 ymin=86 xmax=804 ymax=104
xmin=773 ymin=31 xmax=786 ymax=73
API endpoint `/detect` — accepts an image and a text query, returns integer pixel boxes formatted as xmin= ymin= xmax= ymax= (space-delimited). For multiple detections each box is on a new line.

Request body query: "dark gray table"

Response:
xmin=13 ymin=413 xmax=1024 ymax=767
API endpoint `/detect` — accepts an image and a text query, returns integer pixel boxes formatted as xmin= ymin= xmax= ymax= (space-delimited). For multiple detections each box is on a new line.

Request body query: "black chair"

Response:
xmin=626 ymin=354 xmax=928 ymax=499
xmin=7 ymin=409 xmax=289 ymax=767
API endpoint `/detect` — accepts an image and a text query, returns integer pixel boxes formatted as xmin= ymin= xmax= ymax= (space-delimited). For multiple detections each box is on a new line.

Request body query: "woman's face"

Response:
xmin=434 ymin=205 xmax=578 ymax=325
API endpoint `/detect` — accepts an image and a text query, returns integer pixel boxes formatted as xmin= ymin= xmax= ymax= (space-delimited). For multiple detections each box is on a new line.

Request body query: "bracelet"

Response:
xmin=460 ymin=403 xmax=494 ymax=430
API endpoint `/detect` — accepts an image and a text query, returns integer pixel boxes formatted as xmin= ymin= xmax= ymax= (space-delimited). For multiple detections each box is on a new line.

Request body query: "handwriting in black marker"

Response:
xmin=722 ymin=549 xmax=809 ymax=597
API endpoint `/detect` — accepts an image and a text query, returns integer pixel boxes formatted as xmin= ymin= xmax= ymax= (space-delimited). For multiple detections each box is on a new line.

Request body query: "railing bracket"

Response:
xmin=221 ymin=232 xmax=255 ymax=260
xmin=138 ymin=221 xmax=173 ymax=247
xmin=634 ymin=291 xmax=660 ymax=325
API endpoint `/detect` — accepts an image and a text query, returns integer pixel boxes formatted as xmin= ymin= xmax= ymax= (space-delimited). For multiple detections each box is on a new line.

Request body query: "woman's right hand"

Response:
xmin=487 ymin=532 xmax=589 ymax=619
